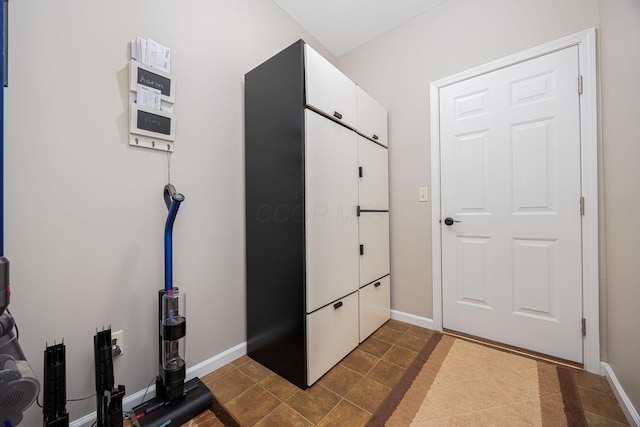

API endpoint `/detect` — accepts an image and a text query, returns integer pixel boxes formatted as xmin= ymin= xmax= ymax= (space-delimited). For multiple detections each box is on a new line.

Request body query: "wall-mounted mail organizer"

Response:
xmin=129 ymin=60 xmax=176 ymax=152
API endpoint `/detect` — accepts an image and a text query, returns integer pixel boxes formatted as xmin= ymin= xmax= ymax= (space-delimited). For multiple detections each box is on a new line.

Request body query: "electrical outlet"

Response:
xmin=112 ymin=330 xmax=124 ymax=357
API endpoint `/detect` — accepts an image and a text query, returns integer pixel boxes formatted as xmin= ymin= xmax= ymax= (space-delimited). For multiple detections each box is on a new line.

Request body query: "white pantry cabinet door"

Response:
xmin=359 ymin=276 xmax=391 ymax=342
xmin=359 ymin=212 xmax=390 ymax=287
xmin=305 ymin=110 xmax=359 ymax=312
xmin=356 ymin=86 xmax=388 ymax=146
xmin=305 ymin=44 xmax=357 ymax=129
xmin=358 ymin=136 xmax=389 ymax=210
xmin=307 ymin=292 xmax=359 ymax=385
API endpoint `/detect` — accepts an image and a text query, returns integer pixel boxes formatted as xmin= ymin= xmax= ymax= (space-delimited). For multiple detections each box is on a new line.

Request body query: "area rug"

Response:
xmin=366 ymin=333 xmax=587 ymax=426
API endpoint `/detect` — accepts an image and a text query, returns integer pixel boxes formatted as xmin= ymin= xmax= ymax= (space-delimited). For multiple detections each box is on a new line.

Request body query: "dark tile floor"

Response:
xmin=128 ymin=320 xmax=629 ymax=426
xmin=572 ymin=369 xmax=630 ymax=426
xmin=203 ymin=320 xmax=428 ymax=427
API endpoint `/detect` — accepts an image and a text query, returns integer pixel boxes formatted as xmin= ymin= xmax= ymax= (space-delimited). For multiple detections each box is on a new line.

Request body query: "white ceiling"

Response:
xmin=271 ymin=0 xmax=448 ymax=57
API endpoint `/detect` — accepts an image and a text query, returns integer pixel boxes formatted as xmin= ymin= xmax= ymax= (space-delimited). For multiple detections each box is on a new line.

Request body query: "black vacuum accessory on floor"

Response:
xmin=94 ymin=329 xmax=125 ymax=427
xmin=43 ymin=342 xmax=69 ymax=427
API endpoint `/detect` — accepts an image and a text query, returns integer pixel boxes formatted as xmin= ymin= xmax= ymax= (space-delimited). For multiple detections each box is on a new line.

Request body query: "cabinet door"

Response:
xmin=356 ymin=86 xmax=388 ymax=147
xmin=305 ymin=44 xmax=357 ymax=129
xmin=358 ymin=136 xmax=389 ymax=210
xmin=359 ymin=212 xmax=390 ymax=287
xmin=359 ymin=276 xmax=391 ymax=342
xmin=307 ymin=291 xmax=359 ymax=386
xmin=305 ymin=110 xmax=359 ymax=312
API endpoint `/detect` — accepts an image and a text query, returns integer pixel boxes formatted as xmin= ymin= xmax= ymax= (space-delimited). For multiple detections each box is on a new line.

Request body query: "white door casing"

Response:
xmin=431 ymin=29 xmax=599 ymax=372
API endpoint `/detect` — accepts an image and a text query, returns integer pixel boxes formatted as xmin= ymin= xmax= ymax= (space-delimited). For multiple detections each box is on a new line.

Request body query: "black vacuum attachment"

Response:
xmin=43 ymin=342 xmax=69 ymax=427
xmin=94 ymin=329 xmax=125 ymax=427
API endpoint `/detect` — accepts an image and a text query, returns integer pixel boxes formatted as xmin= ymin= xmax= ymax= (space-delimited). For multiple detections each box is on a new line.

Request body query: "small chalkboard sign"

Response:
xmin=129 ymin=61 xmax=176 ymax=103
xmin=138 ymin=68 xmax=171 ymax=97
xmin=137 ymin=109 xmax=171 ymax=135
xmin=130 ymin=104 xmax=175 ymax=141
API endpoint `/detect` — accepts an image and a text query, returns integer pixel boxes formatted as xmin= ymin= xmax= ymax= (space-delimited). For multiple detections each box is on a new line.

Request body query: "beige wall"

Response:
xmin=598 ymin=0 xmax=640 ymax=411
xmin=337 ymin=0 xmax=598 ymax=319
xmin=338 ymin=0 xmax=639 ymax=413
xmin=5 ymin=1 xmax=333 ymax=424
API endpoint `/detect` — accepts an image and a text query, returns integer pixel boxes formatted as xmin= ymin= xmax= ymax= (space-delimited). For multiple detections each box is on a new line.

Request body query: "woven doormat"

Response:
xmin=366 ymin=333 xmax=586 ymax=426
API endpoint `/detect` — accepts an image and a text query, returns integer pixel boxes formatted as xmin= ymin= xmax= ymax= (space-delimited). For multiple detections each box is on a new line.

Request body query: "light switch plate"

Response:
xmin=419 ymin=187 xmax=429 ymax=202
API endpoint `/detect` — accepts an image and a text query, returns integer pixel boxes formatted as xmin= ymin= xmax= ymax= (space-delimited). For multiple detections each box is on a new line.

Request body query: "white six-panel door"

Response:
xmin=440 ymin=46 xmax=583 ymax=362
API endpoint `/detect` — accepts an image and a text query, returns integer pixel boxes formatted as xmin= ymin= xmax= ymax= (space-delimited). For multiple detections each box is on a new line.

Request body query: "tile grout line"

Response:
xmin=576 ymin=383 xmax=622 ymax=399
xmin=341 ymin=392 xmax=375 ymax=421
xmin=574 ymin=384 xmax=630 ymax=426
xmin=582 ymin=409 xmax=630 ymax=427
xmin=297 ymin=383 xmax=344 ymax=427
xmin=315 ymin=396 xmax=346 ymax=427
xmin=284 ymin=400 xmax=318 ymax=427
xmin=232 ymin=362 xmax=305 ymax=427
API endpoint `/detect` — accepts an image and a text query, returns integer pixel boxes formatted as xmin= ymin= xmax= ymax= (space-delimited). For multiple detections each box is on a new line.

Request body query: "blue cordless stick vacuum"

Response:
xmin=132 ymin=184 xmax=213 ymax=427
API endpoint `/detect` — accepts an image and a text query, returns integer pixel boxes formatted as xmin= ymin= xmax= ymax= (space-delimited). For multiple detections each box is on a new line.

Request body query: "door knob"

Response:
xmin=444 ymin=217 xmax=461 ymax=226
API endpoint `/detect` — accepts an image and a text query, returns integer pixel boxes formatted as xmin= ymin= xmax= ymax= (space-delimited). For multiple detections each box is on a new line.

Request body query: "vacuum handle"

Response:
xmin=164 ymin=184 xmax=185 ymax=210
xmin=164 ymin=184 xmax=185 ymax=292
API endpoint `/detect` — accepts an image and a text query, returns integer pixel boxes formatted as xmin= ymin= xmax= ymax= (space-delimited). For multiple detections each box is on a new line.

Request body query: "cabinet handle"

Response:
xmin=359 ymin=166 xmax=363 ymax=178
xmin=360 ymin=244 xmax=364 ymax=255
xmin=372 ymin=134 xmax=379 ymax=140
xmin=374 ymin=281 xmax=381 ymax=287
xmin=334 ymin=301 xmax=343 ymax=309
xmin=333 ymin=111 xmax=343 ymax=120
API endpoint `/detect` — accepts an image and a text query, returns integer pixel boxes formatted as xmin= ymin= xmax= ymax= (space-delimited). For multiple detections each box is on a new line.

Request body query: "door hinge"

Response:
xmin=582 ymin=318 xmax=586 ymax=336
xmin=580 ymin=196 xmax=585 ymax=215
xmin=578 ymin=75 xmax=583 ymax=95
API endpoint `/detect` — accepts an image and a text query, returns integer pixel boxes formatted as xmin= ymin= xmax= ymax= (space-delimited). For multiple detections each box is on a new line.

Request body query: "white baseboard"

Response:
xmin=70 ymin=342 xmax=247 ymax=427
xmin=601 ymin=362 xmax=640 ymax=427
xmin=390 ymin=309 xmax=435 ymax=330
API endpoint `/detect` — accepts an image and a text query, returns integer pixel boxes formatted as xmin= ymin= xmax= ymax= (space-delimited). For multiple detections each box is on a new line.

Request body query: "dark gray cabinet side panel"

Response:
xmin=245 ymin=40 xmax=307 ymax=389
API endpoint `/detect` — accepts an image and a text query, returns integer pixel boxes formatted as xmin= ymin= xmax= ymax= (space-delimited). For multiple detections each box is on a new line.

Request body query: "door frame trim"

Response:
xmin=429 ymin=28 xmax=599 ymax=373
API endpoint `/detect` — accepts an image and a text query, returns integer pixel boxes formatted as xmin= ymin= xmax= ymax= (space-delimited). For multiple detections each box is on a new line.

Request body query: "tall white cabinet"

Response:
xmin=245 ymin=40 xmax=390 ymax=389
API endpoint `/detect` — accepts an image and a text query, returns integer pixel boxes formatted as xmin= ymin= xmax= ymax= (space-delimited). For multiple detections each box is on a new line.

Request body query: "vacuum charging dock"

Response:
xmin=132 ymin=289 xmax=214 ymax=427
xmin=131 ymin=377 xmax=213 ymax=427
